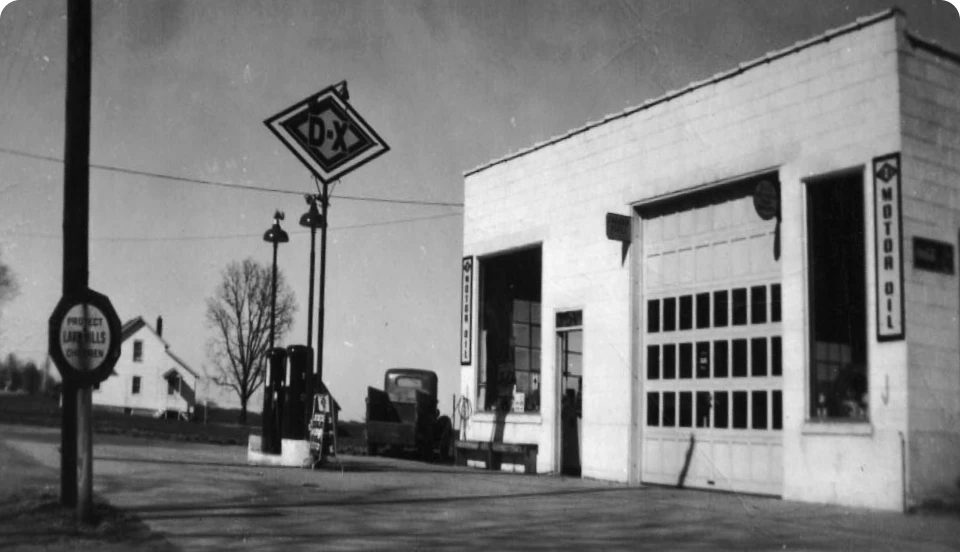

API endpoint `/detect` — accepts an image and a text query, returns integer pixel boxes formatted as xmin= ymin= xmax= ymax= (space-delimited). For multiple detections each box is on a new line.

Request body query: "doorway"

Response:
xmin=557 ymin=310 xmax=583 ymax=476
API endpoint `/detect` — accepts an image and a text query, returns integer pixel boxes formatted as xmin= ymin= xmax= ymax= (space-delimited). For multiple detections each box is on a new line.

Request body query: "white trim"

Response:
xmin=469 ymin=412 xmax=543 ymax=425
xmin=801 ymin=422 xmax=873 ymax=436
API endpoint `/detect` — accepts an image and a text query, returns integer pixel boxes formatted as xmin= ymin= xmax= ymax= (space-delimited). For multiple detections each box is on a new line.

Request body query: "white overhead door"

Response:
xmin=639 ymin=185 xmax=783 ymax=496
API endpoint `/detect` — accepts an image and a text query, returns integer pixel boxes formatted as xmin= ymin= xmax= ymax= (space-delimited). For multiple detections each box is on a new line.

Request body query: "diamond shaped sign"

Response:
xmin=265 ymin=84 xmax=389 ymax=183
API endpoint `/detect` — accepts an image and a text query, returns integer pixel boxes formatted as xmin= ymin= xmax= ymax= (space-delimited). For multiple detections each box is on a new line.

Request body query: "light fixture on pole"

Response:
xmin=262 ymin=210 xmax=289 ymax=351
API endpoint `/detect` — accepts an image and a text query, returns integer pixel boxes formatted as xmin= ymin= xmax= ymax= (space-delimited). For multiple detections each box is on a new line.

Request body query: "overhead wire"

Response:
xmin=4 ymin=211 xmax=462 ymax=243
xmin=0 ymin=146 xmax=464 ymax=207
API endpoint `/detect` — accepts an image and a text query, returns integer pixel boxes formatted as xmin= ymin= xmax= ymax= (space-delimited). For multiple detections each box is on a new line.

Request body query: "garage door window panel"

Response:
xmin=713 ymin=290 xmax=729 ymax=327
xmin=663 ymin=344 xmax=677 ymax=379
xmin=647 ymin=300 xmax=660 ymax=333
xmin=663 ymin=298 xmax=677 ymax=332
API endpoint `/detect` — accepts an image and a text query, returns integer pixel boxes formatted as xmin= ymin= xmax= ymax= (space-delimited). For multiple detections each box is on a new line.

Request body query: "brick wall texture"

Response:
xmin=900 ymin=35 xmax=960 ymax=506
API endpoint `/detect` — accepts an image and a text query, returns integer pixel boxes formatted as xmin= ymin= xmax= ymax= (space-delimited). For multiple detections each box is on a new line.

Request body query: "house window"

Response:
xmin=167 ymin=374 xmax=179 ymax=396
xmin=133 ymin=340 xmax=143 ymax=362
xmin=807 ymin=172 xmax=868 ymax=421
xmin=131 ymin=376 xmax=141 ymax=395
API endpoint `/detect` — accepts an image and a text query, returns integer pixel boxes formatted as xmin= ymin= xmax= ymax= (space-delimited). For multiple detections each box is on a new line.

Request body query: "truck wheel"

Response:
xmin=436 ymin=416 xmax=453 ymax=462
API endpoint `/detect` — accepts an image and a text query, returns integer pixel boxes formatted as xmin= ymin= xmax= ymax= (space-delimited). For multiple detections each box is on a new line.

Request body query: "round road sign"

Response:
xmin=48 ymin=288 xmax=122 ymax=387
xmin=753 ymin=180 xmax=780 ymax=221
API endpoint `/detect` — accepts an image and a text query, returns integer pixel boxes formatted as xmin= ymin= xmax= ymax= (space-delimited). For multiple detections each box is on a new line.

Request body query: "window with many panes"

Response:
xmin=510 ymin=299 xmax=541 ymax=412
xmin=477 ymin=247 xmax=542 ymax=412
xmin=644 ymin=282 xmax=783 ymax=432
xmin=131 ymin=376 xmax=141 ymax=395
xmin=807 ymin=173 xmax=868 ymax=421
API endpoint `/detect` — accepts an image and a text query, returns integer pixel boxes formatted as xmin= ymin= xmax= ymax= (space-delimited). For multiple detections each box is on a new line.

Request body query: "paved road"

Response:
xmin=2 ymin=424 xmax=958 ymax=551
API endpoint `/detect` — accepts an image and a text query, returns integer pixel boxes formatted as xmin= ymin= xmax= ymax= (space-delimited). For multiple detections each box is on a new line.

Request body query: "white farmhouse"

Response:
xmin=93 ymin=316 xmax=200 ymax=419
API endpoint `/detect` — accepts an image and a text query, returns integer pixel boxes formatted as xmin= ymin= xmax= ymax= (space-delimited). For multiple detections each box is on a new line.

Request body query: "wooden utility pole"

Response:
xmin=62 ymin=0 xmax=92 ymax=520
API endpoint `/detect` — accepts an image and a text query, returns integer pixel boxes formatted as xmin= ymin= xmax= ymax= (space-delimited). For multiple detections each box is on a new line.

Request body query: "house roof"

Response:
xmin=464 ymin=8 xmax=909 ymax=177
xmin=120 ymin=316 xmax=200 ymax=380
xmin=120 ymin=316 xmax=147 ymax=342
xmin=166 ymin=350 xmax=200 ymax=380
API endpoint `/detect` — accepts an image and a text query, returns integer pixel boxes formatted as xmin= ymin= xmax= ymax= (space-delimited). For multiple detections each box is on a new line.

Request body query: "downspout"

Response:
xmin=899 ymin=430 xmax=908 ymax=513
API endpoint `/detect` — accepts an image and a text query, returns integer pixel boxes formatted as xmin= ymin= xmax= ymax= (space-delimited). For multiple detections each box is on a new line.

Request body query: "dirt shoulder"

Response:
xmin=0 ymin=440 xmax=175 ymax=551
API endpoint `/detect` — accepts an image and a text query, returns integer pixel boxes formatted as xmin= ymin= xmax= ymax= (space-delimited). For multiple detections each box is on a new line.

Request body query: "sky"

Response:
xmin=0 ymin=0 xmax=958 ymax=420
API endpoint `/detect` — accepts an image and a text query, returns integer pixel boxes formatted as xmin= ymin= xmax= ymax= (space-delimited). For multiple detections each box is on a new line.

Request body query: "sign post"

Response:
xmin=264 ymin=82 xmax=389 ymax=408
xmin=48 ymin=289 xmax=122 ymax=522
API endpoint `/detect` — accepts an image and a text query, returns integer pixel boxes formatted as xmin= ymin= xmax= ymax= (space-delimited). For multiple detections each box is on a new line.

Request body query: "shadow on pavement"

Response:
xmin=125 ymin=484 xmax=644 ymax=517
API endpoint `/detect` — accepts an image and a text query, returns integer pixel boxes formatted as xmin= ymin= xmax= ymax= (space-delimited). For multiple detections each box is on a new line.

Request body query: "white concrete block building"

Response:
xmin=458 ymin=10 xmax=960 ymax=511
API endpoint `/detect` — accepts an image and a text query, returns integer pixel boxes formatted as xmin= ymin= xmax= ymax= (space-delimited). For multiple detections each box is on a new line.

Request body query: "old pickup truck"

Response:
xmin=365 ymin=368 xmax=453 ymax=461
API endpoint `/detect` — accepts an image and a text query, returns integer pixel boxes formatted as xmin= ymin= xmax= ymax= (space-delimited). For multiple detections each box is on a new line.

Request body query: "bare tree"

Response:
xmin=205 ymin=258 xmax=297 ymax=423
xmin=0 ymin=248 xmax=18 ymax=346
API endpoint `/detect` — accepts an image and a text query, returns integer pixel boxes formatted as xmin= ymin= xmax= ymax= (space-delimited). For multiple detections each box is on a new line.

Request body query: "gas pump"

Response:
xmin=261 ymin=347 xmax=287 ymax=455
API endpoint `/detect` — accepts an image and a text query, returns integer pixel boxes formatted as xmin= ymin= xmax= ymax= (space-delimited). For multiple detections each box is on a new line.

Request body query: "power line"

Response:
xmin=3 ymin=211 xmax=462 ymax=243
xmin=0 ymin=146 xmax=464 ymax=207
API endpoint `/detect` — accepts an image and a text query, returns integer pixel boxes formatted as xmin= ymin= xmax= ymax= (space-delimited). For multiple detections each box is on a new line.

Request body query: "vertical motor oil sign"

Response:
xmin=873 ymin=153 xmax=904 ymax=341
xmin=461 ymin=256 xmax=473 ymax=365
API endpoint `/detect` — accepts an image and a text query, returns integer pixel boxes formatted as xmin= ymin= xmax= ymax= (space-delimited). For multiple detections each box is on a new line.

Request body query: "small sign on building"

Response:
xmin=606 ymin=213 xmax=632 ymax=243
xmin=873 ymin=153 xmax=904 ymax=341
xmin=913 ymin=237 xmax=955 ymax=275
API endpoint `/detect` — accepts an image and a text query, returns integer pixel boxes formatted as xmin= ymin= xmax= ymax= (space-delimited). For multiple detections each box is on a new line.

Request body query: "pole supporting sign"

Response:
xmin=264 ymin=82 xmax=389 ymax=184
xmin=460 ymin=256 xmax=473 ymax=365
xmin=48 ymin=288 xmax=122 ymax=386
xmin=873 ymin=152 xmax=905 ymax=341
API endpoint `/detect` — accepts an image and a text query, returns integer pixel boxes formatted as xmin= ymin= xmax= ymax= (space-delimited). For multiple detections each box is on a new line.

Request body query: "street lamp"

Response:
xmin=299 ymin=197 xmax=324 ymax=425
xmin=262 ymin=210 xmax=289 ymax=351
xmin=261 ymin=210 xmax=288 ymax=454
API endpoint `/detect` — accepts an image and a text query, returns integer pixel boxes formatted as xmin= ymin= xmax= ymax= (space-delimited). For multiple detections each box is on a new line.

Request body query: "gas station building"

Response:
xmin=458 ymin=10 xmax=960 ymax=511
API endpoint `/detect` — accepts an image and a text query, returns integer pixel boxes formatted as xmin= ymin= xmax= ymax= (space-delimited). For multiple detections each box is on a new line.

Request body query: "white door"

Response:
xmin=639 ymin=184 xmax=783 ymax=496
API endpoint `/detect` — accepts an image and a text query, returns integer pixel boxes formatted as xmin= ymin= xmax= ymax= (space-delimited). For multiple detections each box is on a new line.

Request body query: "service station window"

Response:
xmin=133 ymin=340 xmax=143 ymax=362
xmin=806 ymin=173 xmax=868 ymax=421
xmin=477 ymin=247 xmax=542 ymax=413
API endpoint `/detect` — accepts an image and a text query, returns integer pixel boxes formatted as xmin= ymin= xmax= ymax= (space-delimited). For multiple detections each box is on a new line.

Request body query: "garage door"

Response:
xmin=639 ymin=183 xmax=783 ymax=496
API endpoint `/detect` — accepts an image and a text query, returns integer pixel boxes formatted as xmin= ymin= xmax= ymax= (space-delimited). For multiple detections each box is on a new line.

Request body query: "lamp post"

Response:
xmin=299 ymin=196 xmax=323 ymax=424
xmin=261 ymin=211 xmax=288 ymax=454
xmin=299 ymin=196 xmax=323 ymax=351
xmin=262 ymin=210 xmax=289 ymax=351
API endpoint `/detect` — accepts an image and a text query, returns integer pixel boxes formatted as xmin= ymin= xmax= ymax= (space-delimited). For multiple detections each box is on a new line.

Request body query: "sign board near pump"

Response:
xmin=873 ymin=153 xmax=904 ymax=341
xmin=264 ymin=83 xmax=389 ymax=184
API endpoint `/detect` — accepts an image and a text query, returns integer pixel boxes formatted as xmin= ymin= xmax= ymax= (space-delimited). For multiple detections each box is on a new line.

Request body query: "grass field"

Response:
xmin=0 ymin=392 xmax=367 ymax=453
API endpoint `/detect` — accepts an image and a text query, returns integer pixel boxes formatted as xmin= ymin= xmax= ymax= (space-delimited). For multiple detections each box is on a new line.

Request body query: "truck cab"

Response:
xmin=366 ymin=368 xmax=451 ymax=460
